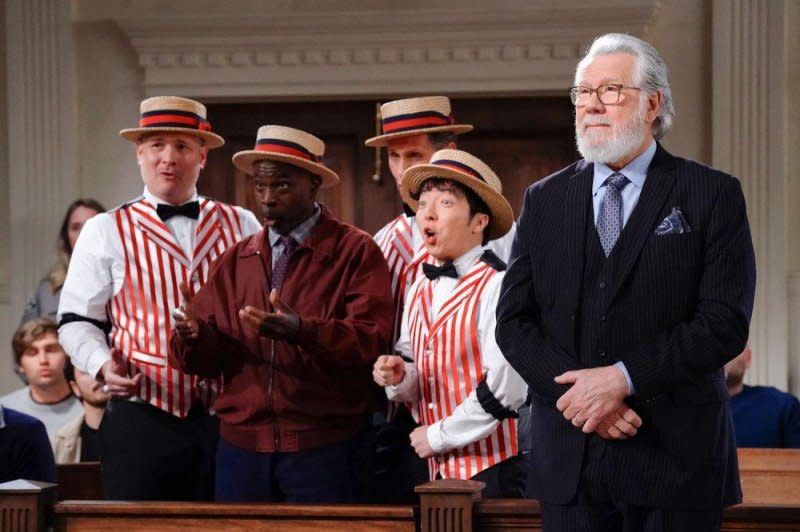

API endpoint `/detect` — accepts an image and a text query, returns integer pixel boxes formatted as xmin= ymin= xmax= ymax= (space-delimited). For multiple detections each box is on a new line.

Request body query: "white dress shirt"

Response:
xmin=57 ymin=187 xmax=261 ymax=378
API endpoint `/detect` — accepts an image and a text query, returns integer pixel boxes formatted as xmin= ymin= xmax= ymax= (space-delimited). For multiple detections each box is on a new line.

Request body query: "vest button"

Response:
xmin=599 ymin=351 xmax=607 ymax=358
xmin=599 ymin=281 xmax=606 ymax=289
xmin=600 ymin=314 xmax=606 ymax=322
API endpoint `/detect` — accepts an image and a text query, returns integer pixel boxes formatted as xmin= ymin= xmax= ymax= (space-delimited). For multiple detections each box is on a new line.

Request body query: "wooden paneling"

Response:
xmin=738 ymin=448 xmax=800 ymax=505
xmin=53 ymin=501 xmax=415 ymax=531
xmin=56 ymin=463 xmax=103 ymax=501
xmin=202 ymin=97 xmax=577 ymax=235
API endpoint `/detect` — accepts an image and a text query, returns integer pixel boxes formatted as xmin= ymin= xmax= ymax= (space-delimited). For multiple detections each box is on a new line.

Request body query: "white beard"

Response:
xmin=576 ymin=98 xmax=648 ymax=165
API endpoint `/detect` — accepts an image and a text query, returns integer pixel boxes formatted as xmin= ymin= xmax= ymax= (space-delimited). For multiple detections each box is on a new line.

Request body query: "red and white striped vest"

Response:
xmin=375 ymin=214 xmax=433 ymax=346
xmin=408 ymin=259 xmax=518 ymax=480
xmin=108 ymin=197 xmax=250 ymax=418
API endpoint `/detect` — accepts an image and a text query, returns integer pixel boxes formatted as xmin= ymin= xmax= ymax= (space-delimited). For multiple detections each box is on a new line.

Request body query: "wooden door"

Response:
xmin=202 ymin=97 xmax=578 ymax=235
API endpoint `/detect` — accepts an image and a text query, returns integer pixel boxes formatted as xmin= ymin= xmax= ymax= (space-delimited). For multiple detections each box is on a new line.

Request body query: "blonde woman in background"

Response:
xmin=17 ymin=199 xmax=105 ymax=383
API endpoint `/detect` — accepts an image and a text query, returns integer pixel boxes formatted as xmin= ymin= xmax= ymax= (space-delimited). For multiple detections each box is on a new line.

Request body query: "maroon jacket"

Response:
xmin=170 ymin=206 xmax=393 ymax=452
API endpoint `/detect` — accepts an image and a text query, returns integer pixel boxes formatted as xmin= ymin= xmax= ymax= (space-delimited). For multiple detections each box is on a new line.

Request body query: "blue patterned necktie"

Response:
xmin=597 ymin=172 xmax=630 ymax=257
xmin=271 ymin=235 xmax=298 ymax=290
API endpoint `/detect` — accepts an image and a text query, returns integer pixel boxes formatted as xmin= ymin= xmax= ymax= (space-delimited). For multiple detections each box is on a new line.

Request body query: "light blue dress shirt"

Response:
xmin=267 ymin=204 xmax=321 ymax=268
xmin=591 ymin=140 xmax=657 ymax=396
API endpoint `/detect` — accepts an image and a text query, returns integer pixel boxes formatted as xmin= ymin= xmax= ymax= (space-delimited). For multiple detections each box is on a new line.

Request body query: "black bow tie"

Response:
xmin=156 ymin=201 xmax=200 ymax=221
xmin=423 ymin=261 xmax=459 ymax=281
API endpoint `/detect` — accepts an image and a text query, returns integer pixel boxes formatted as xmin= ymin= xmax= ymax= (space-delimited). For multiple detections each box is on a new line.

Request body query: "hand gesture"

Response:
xmin=172 ymin=281 xmax=199 ymax=340
xmin=99 ymin=347 xmax=141 ymax=398
xmin=410 ymin=425 xmax=435 ymax=459
xmin=373 ymin=355 xmax=406 ymax=387
xmin=594 ymin=404 xmax=642 ymax=440
xmin=239 ymin=288 xmax=300 ymax=340
xmin=554 ymin=365 xmax=628 ymax=433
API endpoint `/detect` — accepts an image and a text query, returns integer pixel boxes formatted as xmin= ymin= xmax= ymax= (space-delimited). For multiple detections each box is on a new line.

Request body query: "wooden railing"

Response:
xmin=1 ymin=448 xmax=798 ymax=532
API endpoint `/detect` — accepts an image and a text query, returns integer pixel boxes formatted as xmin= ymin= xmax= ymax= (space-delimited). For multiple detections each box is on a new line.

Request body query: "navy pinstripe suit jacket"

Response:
xmin=496 ymin=144 xmax=756 ymax=509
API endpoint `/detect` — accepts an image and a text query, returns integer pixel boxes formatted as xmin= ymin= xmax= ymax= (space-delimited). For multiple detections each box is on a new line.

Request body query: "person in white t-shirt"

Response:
xmin=0 ymin=318 xmax=81 ymax=438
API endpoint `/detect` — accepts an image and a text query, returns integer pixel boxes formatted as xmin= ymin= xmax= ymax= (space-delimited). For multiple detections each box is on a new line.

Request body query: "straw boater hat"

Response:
xmin=232 ymin=125 xmax=339 ymax=188
xmin=364 ymin=96 xmax=473 ymax=147
xmin=401 ymin=149 xmax=513 ymax=240
xmin=119 ymin=96 xmax=224 ymax=148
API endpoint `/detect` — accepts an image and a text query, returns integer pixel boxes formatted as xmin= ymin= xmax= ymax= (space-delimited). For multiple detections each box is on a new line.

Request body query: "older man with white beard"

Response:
xmin=496 ymin=33 xmax=755 ymax=531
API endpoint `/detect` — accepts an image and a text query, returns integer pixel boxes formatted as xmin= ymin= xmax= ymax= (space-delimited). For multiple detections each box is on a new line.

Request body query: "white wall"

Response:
xmin=645 ymin=0 xmax=711 ymax=164
xmin=74 ymin=20 xmax=144 ymax=207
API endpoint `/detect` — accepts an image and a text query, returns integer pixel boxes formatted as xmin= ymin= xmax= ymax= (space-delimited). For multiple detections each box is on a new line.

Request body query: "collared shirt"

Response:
xmin=591 ymin=140 xmax=657 ymax=396
xmin=388 ymin=245 xmax=527 ymax=454
xmin=267 ymin=204 xmax=321 ymax=268
xmin=58 ymin=188 xmax=261 ymax=378
xmin=591 ymin=139 xmax=657 ymax=228
xmin=143 ymin=187 xmax=199 ymax=258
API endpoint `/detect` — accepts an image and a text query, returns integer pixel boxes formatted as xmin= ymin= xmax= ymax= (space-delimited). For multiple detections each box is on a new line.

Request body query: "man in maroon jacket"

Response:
xmin=170 ymin=125 xmax=393 ymax=503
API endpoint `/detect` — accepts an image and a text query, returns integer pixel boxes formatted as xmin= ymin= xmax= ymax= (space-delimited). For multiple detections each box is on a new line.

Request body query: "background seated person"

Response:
xmin=725 ymin=347 xmax=800 ymax=448
xmin=0 ymin=319 xmax=81 ymax=438
xmin=51 ymin=358 xmax=110 ymax=463
xmin=0 ymin=404 xmax=56 ymax=483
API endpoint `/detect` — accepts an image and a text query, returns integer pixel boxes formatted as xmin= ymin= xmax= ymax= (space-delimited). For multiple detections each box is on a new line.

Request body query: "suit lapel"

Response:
xmin=607 ymin=145 xmax=677 ymax=304
xmin=561 ymin=162 xmax=593 ymax=316
xmin=130 ymin=201 xmax=191 ymax=268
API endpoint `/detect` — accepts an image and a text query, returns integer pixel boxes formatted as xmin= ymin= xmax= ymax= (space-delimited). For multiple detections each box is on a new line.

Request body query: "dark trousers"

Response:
xmin=99 ymin=399 xmax=217 ymax=500
xmin=369 ymin=405 xmax=430 ymax=503
xmin=540 ymin=437 xmax=723 ymax=532
xmin=215 ymin=428 xmax=373 ymax=503
xmin=472 ymin=454 xmax=526 ymax=498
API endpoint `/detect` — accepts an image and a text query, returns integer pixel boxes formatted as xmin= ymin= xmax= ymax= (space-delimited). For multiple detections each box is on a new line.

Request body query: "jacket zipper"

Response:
xmin=257 ymin=248 xmax=280 ymax=452
xmin=270 ymin=337 xmax=279 ymax=451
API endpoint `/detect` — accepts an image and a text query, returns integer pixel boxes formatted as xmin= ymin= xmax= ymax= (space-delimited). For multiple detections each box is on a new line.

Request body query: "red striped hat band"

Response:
xmin=255 ymin=139 xmax=322 ymax=163
xmin=139 ymin=109 xmax=211 ymax=132
xmin=382 ymin=111 xmax=455 ymax=134
xmin=431 ymin=159 xmax=486 ymax=183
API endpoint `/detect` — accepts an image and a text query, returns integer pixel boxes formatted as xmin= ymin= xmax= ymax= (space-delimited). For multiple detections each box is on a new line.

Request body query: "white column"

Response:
xmin=5 ymin=0 xmax=78 ymax=318
xmin=712 ymin=0 xmax=789 ymax=389
xmin=785 ymin=1 xmax=800 ymax=396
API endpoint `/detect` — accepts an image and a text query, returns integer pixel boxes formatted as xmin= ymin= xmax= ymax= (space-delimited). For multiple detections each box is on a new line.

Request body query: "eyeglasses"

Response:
xmin=569 ymin=84 xmax=641 ymax=106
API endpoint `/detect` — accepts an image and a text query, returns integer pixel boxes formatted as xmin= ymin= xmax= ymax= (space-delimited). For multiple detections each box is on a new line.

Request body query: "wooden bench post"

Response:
xmin=0 ymin=479 xmax=58 ymax=532
xmin=415 ymin=479 xmax=485 ymax=532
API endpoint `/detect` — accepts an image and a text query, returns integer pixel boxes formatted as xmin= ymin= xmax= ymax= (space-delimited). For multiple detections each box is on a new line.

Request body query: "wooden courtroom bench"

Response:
xmin=2 ymin=448 xmax=798 ymax=531
xmin=56 ymin=462 xmax=103 ymax=500
xmin=738 ymin=448 xmax=800 ymax=505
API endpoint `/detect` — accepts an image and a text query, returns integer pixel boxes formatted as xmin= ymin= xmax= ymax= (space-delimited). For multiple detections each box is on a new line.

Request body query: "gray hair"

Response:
xmin=575 ymin=33 xmax=674 ymax=140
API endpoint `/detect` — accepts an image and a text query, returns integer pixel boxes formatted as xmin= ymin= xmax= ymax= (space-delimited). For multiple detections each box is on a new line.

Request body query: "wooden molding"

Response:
xmin=100 ymin=1 xmax=659 ymax=97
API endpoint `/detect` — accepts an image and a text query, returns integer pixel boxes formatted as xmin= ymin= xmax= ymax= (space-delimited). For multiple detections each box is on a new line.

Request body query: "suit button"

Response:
xmin=599 ymin=281 xmax=606 ymax=289
xmin=600 ymin=314 xmax=606 ymax=322
xmin=570 ymin=313 xmax=575 ymax=321
xmin=599 ymin=351 xmax=606 ymax=358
